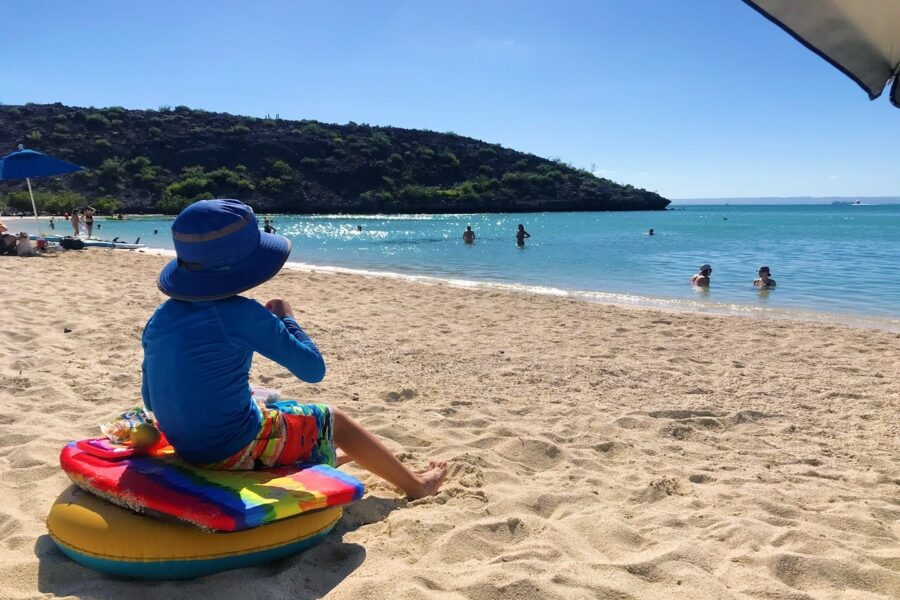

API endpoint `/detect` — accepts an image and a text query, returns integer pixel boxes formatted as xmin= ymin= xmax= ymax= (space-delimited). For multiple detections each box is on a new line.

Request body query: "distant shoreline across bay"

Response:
xmin=672 ymin=196 xmax=900 ymax=205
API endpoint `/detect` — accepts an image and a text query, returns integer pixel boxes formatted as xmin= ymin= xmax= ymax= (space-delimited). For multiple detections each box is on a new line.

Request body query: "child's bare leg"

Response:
xmin=335 ymin=449 xmax=352 ymax=466
xmin=332 ymin=408 xmax=447 ymax=499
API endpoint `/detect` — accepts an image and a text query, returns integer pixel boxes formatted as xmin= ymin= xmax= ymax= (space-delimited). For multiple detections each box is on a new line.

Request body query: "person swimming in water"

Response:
xmin=462 ymin=225 xmax=476 ymax=244
xmin=515 ymin=224 xmax=530 ymax=247
xmin=753 ymin=266 xmax=776 ymax=289
xmin=690 ymin=264 xmax=712 ymax=287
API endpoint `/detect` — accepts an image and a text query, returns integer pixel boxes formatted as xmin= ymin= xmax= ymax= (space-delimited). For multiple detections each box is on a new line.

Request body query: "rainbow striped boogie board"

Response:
xmin=60 ymin=440 xmax=365 ymax=532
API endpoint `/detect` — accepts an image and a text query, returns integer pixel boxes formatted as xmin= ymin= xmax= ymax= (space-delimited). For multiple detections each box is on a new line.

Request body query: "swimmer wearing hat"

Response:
xmin=690 ymin=264 xmax=712 ymax=287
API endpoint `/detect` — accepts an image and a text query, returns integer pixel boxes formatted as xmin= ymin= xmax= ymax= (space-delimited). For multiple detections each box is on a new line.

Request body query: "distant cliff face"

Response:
xmin=0 ymin=103 xmax=669 ymax=214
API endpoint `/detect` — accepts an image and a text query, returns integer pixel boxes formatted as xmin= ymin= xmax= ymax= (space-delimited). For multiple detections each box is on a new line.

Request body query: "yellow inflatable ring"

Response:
xmin=47 ymin=486 xmax=342 ymax=579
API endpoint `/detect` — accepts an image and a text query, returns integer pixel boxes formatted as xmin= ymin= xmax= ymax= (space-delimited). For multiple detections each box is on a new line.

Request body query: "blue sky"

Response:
xmin=3 ymin=0 xmax=899 ymax=199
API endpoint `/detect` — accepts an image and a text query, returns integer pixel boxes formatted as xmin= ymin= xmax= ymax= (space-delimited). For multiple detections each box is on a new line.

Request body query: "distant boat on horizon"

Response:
xmin=832 ymin=200 xmax=873 ymax=206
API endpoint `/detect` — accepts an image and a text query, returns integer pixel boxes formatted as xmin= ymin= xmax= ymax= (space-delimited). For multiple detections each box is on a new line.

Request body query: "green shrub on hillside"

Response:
xmin=123 ymin=157 xmax=163 ymax=190
xmin=93 ymin=196 xmax=121 ymax=214
xmin=86 ymin=113 xmax=110 ymax=129
xmin=207 ymin=165 xmax=254 ymax=194
xmin=157 ymin=194 xmax=195 ymax=214
xmin=2 ymin=190 xmax=88 ymax=214
xmin=159 ymin=165 xmax=255 ymax=212
xmin=387 ymin=153 xmax=404 ymax=170
xmin=163 ymin=166 xmax=211 ymax=203
xmin=96 ymin=157 xmax=126 ymax=190
xmin=296 ymin=122 xmax=330 ymax=138
xmin=1 ymin=190 xmax=38 ymax=212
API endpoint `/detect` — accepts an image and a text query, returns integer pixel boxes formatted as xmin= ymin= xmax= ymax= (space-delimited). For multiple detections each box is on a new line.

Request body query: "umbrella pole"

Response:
xmin=26 ymin=177 xmax=43 ymax=236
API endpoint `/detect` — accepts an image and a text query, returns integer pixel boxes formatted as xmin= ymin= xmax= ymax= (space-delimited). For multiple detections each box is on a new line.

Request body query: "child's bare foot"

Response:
xmin=407 ymin=461 xmax=449 ymax=500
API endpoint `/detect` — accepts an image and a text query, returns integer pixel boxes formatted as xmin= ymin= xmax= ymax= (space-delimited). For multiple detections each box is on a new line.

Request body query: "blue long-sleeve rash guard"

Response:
xmin=141 ymin=296 xmax=325 ymax=464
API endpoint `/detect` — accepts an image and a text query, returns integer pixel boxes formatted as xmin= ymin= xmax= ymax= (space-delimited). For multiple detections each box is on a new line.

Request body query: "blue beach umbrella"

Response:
xmin=0 ymin=146 xmax=83 ymax=226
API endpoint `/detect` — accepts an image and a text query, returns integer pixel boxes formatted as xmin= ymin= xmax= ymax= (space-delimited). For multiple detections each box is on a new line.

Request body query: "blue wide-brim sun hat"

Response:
xmin=158 ymin=199 xmax=291 ymax=301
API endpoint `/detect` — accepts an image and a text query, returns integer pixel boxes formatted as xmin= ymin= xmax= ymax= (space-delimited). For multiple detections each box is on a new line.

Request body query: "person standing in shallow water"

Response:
xmin=754 ymin=266 xmax=776 ymax=289
xmin=70 ymin=210 xmax=81 ymax=236
xmin=516 ymin=224 xmax=531 ymax=247
xmin=263 ymin=218 xmax=276 ymax=234
xmin=84 ymin=208 xmax=95 ymax=238
xmin=462 ymin=225 xmax=476 ymax=244
xmin=691 ymin=264 xmax=712 ymax=287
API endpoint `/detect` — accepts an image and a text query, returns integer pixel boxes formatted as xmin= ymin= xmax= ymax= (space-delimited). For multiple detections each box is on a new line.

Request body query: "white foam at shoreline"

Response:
xmin=136 ymin=246 xmax=899 ymax=332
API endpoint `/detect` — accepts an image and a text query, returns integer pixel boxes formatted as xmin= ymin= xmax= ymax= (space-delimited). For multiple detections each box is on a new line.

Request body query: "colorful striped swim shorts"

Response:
xmin=206 ymin=400 xmax=336 ymax=470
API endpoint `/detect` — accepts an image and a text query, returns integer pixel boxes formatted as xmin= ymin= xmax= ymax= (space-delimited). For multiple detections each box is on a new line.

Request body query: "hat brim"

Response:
xmin=157 ymin=232 xmax=291 ymax=301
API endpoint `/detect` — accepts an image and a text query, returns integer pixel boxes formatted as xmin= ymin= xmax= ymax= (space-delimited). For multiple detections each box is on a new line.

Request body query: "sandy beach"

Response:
xmin=1 ymin=250 xmax=898 ymax=599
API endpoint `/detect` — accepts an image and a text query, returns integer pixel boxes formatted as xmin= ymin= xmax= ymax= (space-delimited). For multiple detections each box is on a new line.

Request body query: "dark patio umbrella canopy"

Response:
xmin=0 ymin=148 xmax=82 ymax=180
xmin=744 ymin=0 xmax=900 ymax=108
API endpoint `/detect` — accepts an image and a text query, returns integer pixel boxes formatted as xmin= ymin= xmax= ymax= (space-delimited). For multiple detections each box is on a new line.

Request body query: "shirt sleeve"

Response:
xmin=222 ymin=299 xmax=326 ymax=383
xmin=140 ymin=325 xmax=152 ymax=412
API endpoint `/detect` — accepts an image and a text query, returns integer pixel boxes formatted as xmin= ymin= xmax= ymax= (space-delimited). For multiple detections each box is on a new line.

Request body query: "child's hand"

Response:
xmin=265 ymin=298 xmax=295 ymax=319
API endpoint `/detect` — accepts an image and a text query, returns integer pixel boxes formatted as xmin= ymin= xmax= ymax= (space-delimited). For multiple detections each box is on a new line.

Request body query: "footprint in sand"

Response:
xmin=660 ymin=422 xmax=695 ymax=440
xmin=767 ymin=554 xmax=900 ymax=596
xmin=495 ymin=437 xmax=564 ymax=470
xmin=593 ymin=440 xmax=631 ymax=457
xmin=648 ymin=409 xmax=723 ymax=419
xmin=437 ymin=516 xmax=533 ymax=563
xmin=383 ymin=388 xmax=417 ymax=402
xmin=634 ymin=477 xmax=684 ymax=503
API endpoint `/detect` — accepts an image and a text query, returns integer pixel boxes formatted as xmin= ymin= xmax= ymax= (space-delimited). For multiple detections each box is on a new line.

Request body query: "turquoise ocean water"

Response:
xmin=20 ymin=204 xmax=900 ymax=329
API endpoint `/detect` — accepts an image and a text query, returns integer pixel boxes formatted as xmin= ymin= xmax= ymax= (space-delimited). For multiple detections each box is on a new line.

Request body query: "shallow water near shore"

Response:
xmin=16 ymin=204 xmax=900 ymax=329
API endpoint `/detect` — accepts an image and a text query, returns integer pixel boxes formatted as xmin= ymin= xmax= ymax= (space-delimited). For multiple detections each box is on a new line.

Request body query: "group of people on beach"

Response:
xmin=691 ymin=264 xmax=777 ymax=289
xmin=60 ymin=208 xmax=96 ymax=238
xmin=461 ymin=224 xmax=531 ymax=247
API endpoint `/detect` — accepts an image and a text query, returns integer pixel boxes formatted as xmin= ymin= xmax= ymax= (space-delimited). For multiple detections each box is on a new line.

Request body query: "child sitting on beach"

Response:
xmin=141 ymin=199 xmax=447 ymax=499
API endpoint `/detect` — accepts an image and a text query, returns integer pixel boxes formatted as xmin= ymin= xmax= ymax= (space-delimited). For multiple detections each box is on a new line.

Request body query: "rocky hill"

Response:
xmin=0 ymin=103 xmax=669 ymax=214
